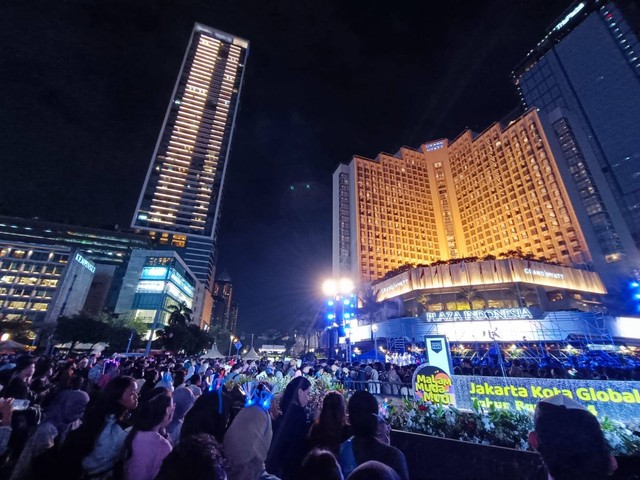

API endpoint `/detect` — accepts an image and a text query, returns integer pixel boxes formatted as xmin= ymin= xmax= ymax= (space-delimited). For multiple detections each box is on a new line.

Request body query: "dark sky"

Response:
xmin=0 ymin=0 xmax=568 ymax=334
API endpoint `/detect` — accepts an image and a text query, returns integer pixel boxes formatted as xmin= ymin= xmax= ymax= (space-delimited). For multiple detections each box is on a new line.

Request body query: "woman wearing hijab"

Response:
xmin=166 ymin=387 xmax=195 ymax=445
xmin=11 ymin=389 xmax=90 ymax=480
xmin=224 ymin=383 xmax=276 ymax=480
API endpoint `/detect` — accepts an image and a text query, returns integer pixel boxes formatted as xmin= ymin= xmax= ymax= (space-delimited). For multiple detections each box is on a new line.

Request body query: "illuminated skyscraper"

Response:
xmin=132 ymin=23 xmax=249 ymax=301
xmin=512 ymin=0 xmax=640 ymax=247
xmin=333 ymin=109 xmax=639 ymax=291
xmin=212 ymin=270 xmax=233 ymax=330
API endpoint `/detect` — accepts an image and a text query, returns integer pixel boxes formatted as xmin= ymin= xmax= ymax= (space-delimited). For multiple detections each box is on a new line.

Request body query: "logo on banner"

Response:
xmin=430 ymin=340 xmax=443 ymax=353
xmin=413 ymin=364 xmax=455 ymax=405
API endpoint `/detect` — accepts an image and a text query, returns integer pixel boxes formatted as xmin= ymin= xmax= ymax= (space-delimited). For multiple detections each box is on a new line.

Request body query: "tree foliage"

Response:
xmin=161 ymin=324 xmax=213 ymax=355
xmin=167 ymin=301 xmax=193 ymax=326
xmin=54 ymin=314 xmax=109 ymax=353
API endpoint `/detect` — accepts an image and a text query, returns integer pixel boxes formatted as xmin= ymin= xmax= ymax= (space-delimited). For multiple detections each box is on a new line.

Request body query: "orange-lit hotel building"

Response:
xmin=132 ymin=24 xmax=248 ymax=326
xmin=333 ymin=109 xmax=639 ymax=301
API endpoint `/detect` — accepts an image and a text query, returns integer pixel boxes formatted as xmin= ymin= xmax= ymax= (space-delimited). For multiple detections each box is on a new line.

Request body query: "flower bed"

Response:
xmin=384 ymin=398 xmax=640 ymax=457
xmin=223 ymin=374 xmax=640 ymax=457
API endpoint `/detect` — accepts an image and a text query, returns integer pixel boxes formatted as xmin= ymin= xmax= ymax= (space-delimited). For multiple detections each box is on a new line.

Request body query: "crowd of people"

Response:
xmin=453 ymin=350 xmax=640 ymax=381
xmin=0 ymin=350 xmax=624 ymax=480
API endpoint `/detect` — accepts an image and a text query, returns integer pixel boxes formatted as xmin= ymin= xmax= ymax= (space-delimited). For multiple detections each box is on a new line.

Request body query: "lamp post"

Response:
xmin=372 ymin=324 xmax=379 ymax=362
xmin=322 ymin=278 xmax=355 ymax=360
xmin=228 ymin=335 xmax=235 ymax=359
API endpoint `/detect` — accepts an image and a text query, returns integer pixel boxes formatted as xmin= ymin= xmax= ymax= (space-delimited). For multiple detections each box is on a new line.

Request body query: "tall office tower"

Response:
xmin=212 ymin=271 xmax=233 ymax=330
xmin=511 ymin=0 xmax=640 ymax=249
xmin=333 ymin=109 xmax=638 ymax=291
xmin=132 ymin=23 xmax=249 ymax=321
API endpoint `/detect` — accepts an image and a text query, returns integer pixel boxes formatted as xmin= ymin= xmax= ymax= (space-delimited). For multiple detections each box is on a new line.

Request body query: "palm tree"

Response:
xmin=507 ymin=284 xmax=538 ymax=307
xmin=167 ymin=301 xmax=193 ymax=326
xmin=457 ymin=287 xmax=483 ymax=310
xmin=358 ymin=286 xmax=381 ymax=325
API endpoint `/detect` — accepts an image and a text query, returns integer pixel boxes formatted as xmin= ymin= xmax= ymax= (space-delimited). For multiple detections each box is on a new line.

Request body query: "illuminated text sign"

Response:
xmin=553 ymin=2 xmax=585 ymax=31
xmin=524 ymin=268 xmax=564 ymax=279
xmin=454 ymin=376 xmax=640 ymax=422
xmin=74 ymin=253 xmax=96 ymax=274
xmin=425 ymin=307 xmax=533 ymax=322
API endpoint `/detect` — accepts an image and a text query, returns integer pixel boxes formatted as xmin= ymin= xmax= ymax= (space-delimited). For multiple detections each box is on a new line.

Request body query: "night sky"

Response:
xmin=0 ymin=0 xmax=568 ymax=334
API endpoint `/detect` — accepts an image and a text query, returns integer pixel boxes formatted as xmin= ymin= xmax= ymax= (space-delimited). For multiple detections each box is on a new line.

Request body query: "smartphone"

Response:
xmin=12 ymin=399 xmax=30 ymax=411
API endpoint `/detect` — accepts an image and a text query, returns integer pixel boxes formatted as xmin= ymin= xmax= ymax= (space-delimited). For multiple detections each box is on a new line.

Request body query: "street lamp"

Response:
xmin=228 ymin=335 xmax=236 ymax=359
xmin=372 ymin=324 xmax=379 ymax=362
xmin=323 ymin=278 xmax=355 ymax=359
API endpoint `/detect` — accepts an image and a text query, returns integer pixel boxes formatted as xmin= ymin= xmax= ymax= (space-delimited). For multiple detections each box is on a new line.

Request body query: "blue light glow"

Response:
xmin=631 ymin=282 xmax=639 ymax=288
xmin=327 ymin=300 xmax=334 ymax=306
xmin=327 ymin=313 xmax=335 ymax=320
xmin=343 ymin=299 xmax=350 ymax=305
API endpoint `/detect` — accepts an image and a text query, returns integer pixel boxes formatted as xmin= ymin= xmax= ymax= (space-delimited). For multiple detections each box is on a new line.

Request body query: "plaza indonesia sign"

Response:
xmin=412 ymin=335 xmax=456 ymax=406
xmin=453 ymin=376 xmax=640 ymax=422
xmin=425 ymin=307 xmax=534 ymax=322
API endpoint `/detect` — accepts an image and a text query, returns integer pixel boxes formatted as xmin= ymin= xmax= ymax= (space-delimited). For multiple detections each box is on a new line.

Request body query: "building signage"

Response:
xmin=453 ymin=376 xmax=640 ymax=422
xmin=553 ymin=2 xmax=585 ymax=32
xmin=412 ymin=335 xmax=456 ymax=405
xmin=74 ymin=253 xmax=95 ymax=274
xmin=425 ymin=307 xmax=533 ymax=322
xmin=378 ymin=278 xmax=408 ymax=296
xmin=524 ymin=267 xmax=564 ymax=280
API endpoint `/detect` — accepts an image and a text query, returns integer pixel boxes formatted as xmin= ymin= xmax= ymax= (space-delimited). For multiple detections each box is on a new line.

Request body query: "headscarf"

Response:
xmin=224 ymin=405 xmax=273 ymax=480
xmin=45 ymin=390 xmax=90 ymax=441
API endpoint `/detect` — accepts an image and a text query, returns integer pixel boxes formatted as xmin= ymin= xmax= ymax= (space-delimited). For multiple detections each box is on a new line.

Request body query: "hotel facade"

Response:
xmin=132 ymin=23 xmax=249 ymax=326
xmin=333 ymin=109 xmax=639 ymax=300
xmin=0 ymin=242 xmax=96 ymax=324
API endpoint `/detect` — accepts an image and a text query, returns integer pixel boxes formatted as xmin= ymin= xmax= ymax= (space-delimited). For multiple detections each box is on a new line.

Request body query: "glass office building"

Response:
xmin=512 ymin=0 xmax=640 ymax=248
xmin=114 ymin=250 xmax=198 ymax=327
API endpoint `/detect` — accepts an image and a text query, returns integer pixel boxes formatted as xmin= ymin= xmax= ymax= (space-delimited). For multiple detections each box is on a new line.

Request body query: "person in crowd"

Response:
xmin=1 ymin=356 xmax=35 ymax=401
xmin=87 ymin=357 xmax=105 ymax=392
xmin=0 ymin=397 xmax=14 ymax=456
xmin=59 ymin=375 xmax=138 ymax=479
xmin=299 ymin=448 xmax=343 ymax=480
xmin=138 ymin=369 xmax=159 ymax=403
xmin=155 ymin=433 xmax=227 ymax=480
xmin=529 ymin=394 xmax=617 ymax=480
xmin=308 ymin=391 xmax=352 ymax=456
xmin=347 ymin=460 xmax=400 ymax=480
xmin=173 ymin=370 xmax=186 ymax=389
xmin=509 ymin=359 xmax=524 ymax=377
xmin=338 ymin=391 xmax=409 ymax=480
xmin=123 ymin=388 xmax=174 ymax=480
xmin=224 ymin=383 xmax=276 ymax=480
xmin=75 ymin=357 xmax=90 ymax=387
xmin=180 ymin=388 xmax=231 ymax=443
xmin=166 ymin=386 xmax=194 ymax=445
xmin=156 ymin=368 xmax=174 ymax=391
xmin=11 ymin=389 xmax=90 ymax=480
xmin=266 ymin=376 xmax=312 ymax=480
xmin=29 ymin=358 xmax=55 ymax=404
xmin=185 ymin=373 xmax=203 ymax=398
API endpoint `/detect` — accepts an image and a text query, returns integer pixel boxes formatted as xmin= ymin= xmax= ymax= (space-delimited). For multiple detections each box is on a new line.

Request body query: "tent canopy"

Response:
xmin=0 ymin=340 xmax=28 ymax=352
xmin=201 ymin=344 xmax=225 ymax=359
xmin=243 ymin=347 xmax=260 ymax=361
